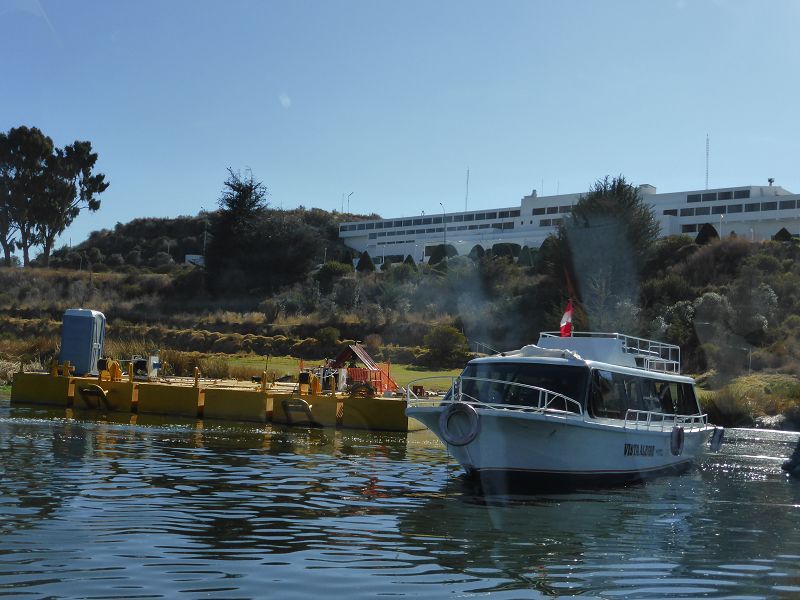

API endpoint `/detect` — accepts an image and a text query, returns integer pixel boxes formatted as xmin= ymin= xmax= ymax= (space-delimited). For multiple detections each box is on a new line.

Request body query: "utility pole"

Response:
xmin=439 ymin=201 xmax=447 ymax=256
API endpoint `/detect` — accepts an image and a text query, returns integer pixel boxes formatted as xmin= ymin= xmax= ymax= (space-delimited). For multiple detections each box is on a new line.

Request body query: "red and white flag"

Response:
xmin=559 ymin=300 xmax=573 ymax=337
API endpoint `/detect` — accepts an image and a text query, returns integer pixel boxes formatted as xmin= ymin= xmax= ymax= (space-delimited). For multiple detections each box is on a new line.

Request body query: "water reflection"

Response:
xmin=0 ymin=400 xmax=798 ymax=598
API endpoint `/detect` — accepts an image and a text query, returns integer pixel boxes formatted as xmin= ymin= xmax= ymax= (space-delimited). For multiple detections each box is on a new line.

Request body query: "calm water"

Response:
xmin=1 ymin=399 xmax=799 ymax=599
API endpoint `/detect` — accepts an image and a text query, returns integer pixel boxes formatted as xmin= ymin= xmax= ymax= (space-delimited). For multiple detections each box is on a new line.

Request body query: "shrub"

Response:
xmin=315 ymin=261 xmax=353 ymax=294
xmin=355 ymin=251 xmax=375 ymax=273
xmin=420 ymin=325 xmax=470 ymax=368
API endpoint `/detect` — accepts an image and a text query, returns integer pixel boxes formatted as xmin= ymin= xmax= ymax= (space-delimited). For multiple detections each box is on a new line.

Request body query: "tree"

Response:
xmin=0 ymin=175 xmax=17 ymax=266
xmin=314 ymin=261 xmax=353 ymax=294
xmin=355 ymin=251 xmax=375 ymax=273
xmin=205 ymin=168 xmax=269 ymax=293
xmin=694 ymin=223 xmax=719 ymax=246
xmin=554 ymin=175 xmax=661 ymax=331
xmin=428 ymin=243 xmax=457 ymax=265
xmin=422 ymin=325 xmax=470 ymax=367
xmin=35 ymin=140 xmax=109 ymax=266
xmin=0 ymin=126 xmax=52 ymax=266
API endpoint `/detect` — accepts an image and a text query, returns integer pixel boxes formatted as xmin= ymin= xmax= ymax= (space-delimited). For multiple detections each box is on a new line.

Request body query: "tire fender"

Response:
xmin=439 ymin=402 xmax=480 ymax=447
xmin=670 ymin=425 xmax=685 ymax=456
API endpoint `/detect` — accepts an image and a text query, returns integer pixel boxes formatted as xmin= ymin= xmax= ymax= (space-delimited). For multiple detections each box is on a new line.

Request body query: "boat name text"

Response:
xmin=623 ymin=443 xmax=655 ymax=457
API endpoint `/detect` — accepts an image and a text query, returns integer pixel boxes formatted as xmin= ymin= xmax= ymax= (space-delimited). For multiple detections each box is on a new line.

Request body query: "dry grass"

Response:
xmin=699 ymin=373 xmax=800 ymax=427
xmin=0 ymin=358 xmax=45 ymax=385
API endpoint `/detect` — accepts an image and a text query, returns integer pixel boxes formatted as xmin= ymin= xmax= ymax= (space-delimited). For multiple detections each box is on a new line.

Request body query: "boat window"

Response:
xmin=676 ymin=382 xmax=700 ymax=415
xmin=590 ymin=370 xmax=699 ymax=418
xmin=590 ymin=370 xmax=627 ymax=418
xmin=458 ymin=362 xmax=589 ymax=412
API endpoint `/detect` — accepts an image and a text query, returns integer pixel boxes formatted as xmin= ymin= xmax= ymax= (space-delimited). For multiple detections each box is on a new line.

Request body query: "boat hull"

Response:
xmin=408 ymin=405 xmax=712 ymax=488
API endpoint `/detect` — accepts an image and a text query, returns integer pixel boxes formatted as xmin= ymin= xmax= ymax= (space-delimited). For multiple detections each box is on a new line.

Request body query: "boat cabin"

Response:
xmin=457 ymin=332 xmax=701 ymax=420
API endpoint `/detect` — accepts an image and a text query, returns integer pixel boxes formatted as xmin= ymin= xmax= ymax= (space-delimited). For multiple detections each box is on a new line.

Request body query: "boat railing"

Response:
xmin=539 ymin=331 xmax=681 ymax=374
xmin=623 ymin=409 xmax=708 ymax=431
xmin=406 ymin=375 xmax=583 ymax=418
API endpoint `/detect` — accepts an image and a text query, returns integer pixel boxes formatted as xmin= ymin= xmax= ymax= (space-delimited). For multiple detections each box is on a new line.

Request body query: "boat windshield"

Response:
xmin=457 ymin=362 xmax=589 ymax=411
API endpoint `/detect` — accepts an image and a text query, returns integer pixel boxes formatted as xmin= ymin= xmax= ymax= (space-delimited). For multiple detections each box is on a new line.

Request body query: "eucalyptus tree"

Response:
xmin=0 ymin=126 xmax=51 ymax=266
xmin=0 ymin=126 xmax=108 ymax=266
xmin=36 ymin=140 xmax=109 ymax=266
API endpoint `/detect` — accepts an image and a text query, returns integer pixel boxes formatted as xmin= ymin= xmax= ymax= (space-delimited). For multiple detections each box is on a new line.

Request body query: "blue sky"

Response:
xmin=2 ymin=0 xmax=799 ymax=248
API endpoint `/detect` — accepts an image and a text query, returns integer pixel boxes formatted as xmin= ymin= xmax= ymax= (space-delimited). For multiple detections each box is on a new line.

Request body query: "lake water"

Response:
xmin=1 ymin=399 xmax=799 ymax=599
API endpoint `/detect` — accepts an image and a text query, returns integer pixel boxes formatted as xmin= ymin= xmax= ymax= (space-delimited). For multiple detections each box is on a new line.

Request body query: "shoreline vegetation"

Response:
xmin=1 ymin=349 xmax=799 ymax=430
xmin=0 ymin=170 xmax=799 ymax=430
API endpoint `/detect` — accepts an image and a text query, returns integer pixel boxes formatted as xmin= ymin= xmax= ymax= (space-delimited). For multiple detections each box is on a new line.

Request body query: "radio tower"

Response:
xmin=465 ymin=167 xmax=470 ymax=211
xmin=705 ymin=134 xmax=710 ymax=190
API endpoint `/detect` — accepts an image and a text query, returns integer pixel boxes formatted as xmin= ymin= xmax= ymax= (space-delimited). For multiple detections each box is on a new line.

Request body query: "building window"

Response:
xmin=762 ymin=201 xmax=777 ymax=211
xmin=663 ymin=209 xmax=678 ymax=216
xmin=510 ymin=210 xmax=521 ymax=217
xmin=734 ymin=189 xmax=751 ymax=199
xmin=503 ymin=222 xmax=514 ymax=229
xmin=712 ymin=205 xmax=726 ymax=215
xmin=403 ymin=220 xmax=412 ymax=226
xmin=394 ymin=220 xmax=403 ymax=227
xmin=744 ymin=203 xmax=760 ymax=212
xmin=425 ymin=228 xmax=435 ymax=233
xmin=718 ymin=191 xmax=733 ymax=200
xmin=695 ymin=207 xmax=710 ymax=216
xmin=532 ymin=207 xmax=546 ymax=215
xmin=413 ymin=218 xmax=422 ymax=225
xmin=702 ymin=192 xmax=717 ymax=202
xmin=491 ymin=223 xmax=503 ymax=229
xmin=539 ymin=219 xmax=551 ymax=226
xmin=552 ymin=218 xmax=563 ymax=226
xmin=499 ymin=211 xmax=509 ymax=218
xmin=369 ymin=233 xmax=377 ymax=239
xmin=453 ymin=215 xmax=463 ymax=222
xmin=357 ymin=223 xmax=366 ymax=230
xmin=378 ymin=232 xmax=386 ymax=237
xmin=475 ymin=213 xmax=485 ymax=220
xmin=687 ymin=194 xmax=701 ymax=203
xmin=546 ymin=206 xmax=558 ymax=214
xmin=416 ymin=229 xmax=425 ymax=234
xmin=680 ymin=208 xmax=694 ymax=217
xmin=375 ymin=222 xmax=383 ymax=229
xmin=366 ymin=223 xmax=375 ymax=230
xmin=485 ymin=211 xmax=497 ymax=219
xmin=682 ymin=224 xmax=698 ymax=233
xmin=444 ymin=215 xmax=453 ymax=223
xmin=432 ymin=216 xmax=442 ymax=224
xmin=457 ymin=225 xmax=467 ymax=231
xmin=559 ymin=205 xmax=572 ymax=213
xmin=468 ymin=224 xmax=478 ymax=230
xmin=780 ymin=200 xmax=796 ymax=210
xmin=464 ymin=214 xmax=474 ymax=221
xmin=728 ymin=204 xmax=743 ymax=213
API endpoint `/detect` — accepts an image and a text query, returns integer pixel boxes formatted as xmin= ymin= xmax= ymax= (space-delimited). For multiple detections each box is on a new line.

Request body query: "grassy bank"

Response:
xmin=698 ymin=373 xmax=800 ymax=429
xmin=228 ymin=354 xmax=461 ymax=390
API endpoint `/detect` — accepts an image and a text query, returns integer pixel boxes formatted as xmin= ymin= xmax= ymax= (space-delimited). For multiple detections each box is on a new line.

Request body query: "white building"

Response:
xmin=338 ymin=183 xmax=800 ymax=264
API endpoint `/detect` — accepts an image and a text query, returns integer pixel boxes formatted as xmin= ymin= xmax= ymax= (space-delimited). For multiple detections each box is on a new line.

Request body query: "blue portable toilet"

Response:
xmin=59 ymin=309 xmax=106 ymax=376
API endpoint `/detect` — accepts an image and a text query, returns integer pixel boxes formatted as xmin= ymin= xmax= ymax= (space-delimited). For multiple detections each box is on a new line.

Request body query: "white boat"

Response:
xmin=406 ymin=332 xmax=724 ymax=488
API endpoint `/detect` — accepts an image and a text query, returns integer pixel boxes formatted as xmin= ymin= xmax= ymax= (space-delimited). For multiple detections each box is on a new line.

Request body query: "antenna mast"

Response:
xmin=705 ymin=133 xmax=710 ymax=190
xmin=465 ymin=167 xmax=469 ymax=211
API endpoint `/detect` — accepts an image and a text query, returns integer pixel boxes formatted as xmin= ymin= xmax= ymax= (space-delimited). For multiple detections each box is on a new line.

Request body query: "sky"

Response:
xmin=2 ymin=0 xmax=799 ymax=249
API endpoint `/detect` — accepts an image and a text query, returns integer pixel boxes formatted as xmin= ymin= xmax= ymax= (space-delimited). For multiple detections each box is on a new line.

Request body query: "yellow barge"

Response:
xmin=10 ymin=364 xmax=423 ymax=432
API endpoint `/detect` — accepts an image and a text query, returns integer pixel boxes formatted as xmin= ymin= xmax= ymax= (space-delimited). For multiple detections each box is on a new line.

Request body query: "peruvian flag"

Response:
xmin=560 ymin=300 xmax=573 ymax=337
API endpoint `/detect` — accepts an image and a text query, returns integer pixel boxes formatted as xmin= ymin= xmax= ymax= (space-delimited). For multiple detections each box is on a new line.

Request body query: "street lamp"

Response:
xmin=347 ymin=192 xmax=353 ymax=213
xmin=439 ymin=201 xmax=447 ymax=256
xmin=719 ymin=214 xmax=724 ymax=239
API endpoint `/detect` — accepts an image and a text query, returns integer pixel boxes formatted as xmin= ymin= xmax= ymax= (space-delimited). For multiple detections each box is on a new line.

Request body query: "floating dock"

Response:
xmin=10 ymin=368 xmax=425 ymax=432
